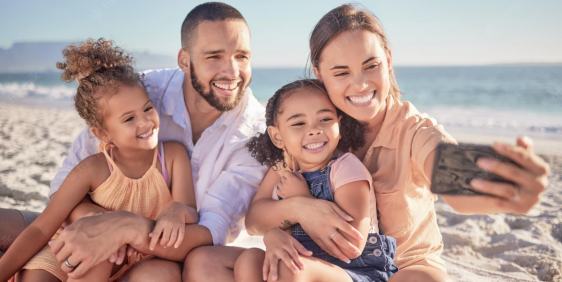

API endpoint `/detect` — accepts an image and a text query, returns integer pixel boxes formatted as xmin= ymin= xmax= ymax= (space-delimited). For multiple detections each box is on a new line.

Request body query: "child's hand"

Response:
xmin=108 ymin=244 xmax=135 ymax=265
xmin=262 ymin=228 xmax=313 ymax=281
xmin=277 ymin=170 xmax=311 ymax=199
xmin=149 ymin=201 xmax=187 ymax=250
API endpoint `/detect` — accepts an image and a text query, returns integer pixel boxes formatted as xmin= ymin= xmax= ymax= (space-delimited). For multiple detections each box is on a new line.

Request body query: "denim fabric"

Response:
xmin=288 ymin=154 xmax=398 ymax=282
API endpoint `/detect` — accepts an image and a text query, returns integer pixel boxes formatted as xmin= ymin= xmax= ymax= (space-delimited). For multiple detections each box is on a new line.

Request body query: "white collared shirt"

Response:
xmin=49 ymin=68 xmax=268 ymax=245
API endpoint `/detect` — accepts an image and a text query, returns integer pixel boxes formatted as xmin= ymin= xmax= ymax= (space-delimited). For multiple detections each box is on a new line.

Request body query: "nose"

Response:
xmin=353 ymin=73 xmax=368 ymax=93
xmin=138 ymin=113 xmax=154 ymax=128
xmin=307 ymin=126 xmax=323 ymax=136
xmin=222 ymin=57 xmax=240 ymax=79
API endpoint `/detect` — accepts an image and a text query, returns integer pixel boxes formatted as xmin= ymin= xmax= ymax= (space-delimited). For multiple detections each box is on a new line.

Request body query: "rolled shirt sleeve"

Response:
xmin=49 ymin=127 xmax=100 ymax=198
xmin=198 ymin=147 xmax=268 ymax=246
xmin=411 ymin=117 xmax=457 ymax=180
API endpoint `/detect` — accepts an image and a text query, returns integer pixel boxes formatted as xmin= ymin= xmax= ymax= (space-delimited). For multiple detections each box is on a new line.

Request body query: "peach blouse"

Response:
xmin=363 ymin=95 xmax=456 ymax=271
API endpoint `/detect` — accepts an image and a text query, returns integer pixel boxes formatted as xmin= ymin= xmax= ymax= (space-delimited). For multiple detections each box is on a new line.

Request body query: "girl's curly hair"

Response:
xmin=246 ymin=79 xmax=368 ymax=168
xmin=56 ymin=38 xmax=139 ymax=129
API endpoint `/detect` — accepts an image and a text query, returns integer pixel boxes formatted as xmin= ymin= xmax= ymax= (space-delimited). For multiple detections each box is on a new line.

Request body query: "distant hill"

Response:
xmin=0 ymin=42 xmax=177 ymax=73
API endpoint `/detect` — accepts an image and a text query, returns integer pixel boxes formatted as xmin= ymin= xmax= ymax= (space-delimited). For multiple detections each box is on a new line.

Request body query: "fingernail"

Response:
xmin=148 ymin=233 xmax=152 ymax=237
xmin=493 ymin=142 xmax=507 ymax=151
xmin=471 ymin=179 xmax=483 ymax=188
xmin=478 ymin=158 xmax=494 ymax=169
xmin=345 ymin=259 xmax=351 ymax=264
xmin=150 ymin=247 xmax=154 ymax=251
xmin=175 ymin=245 xmax=179 ymax=248
xmin=354 ymin=250 xmax=361 ymax=256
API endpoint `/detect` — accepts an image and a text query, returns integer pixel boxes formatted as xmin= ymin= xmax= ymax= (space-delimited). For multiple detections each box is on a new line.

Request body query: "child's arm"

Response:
xmin=333 ymin=180 xmax=371 ymax=259
xmin=0 ymin=154 xmax=101 ymax=280
xmin=149 ymin=142 xmax=198 ymax=250
xmin=166 ymin=141 xmax=198 ymax=222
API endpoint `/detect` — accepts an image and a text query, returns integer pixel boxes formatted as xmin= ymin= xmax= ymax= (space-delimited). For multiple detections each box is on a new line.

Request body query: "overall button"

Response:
xmin=372 ymin=249 xmax=382 ymax=257
xmin=368 ymin=236 xmax=378 ymax=244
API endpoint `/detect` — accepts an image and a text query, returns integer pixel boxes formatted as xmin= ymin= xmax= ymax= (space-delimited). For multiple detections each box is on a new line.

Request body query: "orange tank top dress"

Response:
xmin=19 ymin=143 xmax=172 ymax=282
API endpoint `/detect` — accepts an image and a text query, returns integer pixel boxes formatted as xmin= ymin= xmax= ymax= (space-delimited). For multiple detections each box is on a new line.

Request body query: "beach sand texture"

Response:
xmin=1 ymin=103 xmax=561 ymax=281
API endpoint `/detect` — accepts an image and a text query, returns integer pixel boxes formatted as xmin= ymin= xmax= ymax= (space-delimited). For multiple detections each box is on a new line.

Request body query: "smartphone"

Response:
xmin=430 ymin=143 xmax=518 ymax=196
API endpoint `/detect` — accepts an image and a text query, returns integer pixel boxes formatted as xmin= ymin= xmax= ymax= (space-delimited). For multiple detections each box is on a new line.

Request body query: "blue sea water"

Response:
xmin=1 ymin=66 xmax=561 ymax=138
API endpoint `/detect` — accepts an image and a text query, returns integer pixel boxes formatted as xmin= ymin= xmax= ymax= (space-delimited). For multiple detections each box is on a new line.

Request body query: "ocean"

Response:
xmin=1 ymin=66 xmax=561 ymax=140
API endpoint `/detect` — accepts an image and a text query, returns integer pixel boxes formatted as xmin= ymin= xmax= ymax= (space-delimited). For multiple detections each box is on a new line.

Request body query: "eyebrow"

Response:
xmin=204 ymin=49 xmax=225 ymax=55
xmin=203 ymin=49 xmax=251 ymax=55
xmin=329 ymin=56 xmax=379 ymax=70
xmin=285 ymin=109 xmax=336 ymax=122
xmin=119 ymin=100 xmax=151 ymax=118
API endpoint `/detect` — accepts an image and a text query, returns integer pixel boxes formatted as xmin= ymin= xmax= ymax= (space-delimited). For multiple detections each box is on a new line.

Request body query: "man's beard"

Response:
xmin=190 ymin=62 xmax=248 ymax=112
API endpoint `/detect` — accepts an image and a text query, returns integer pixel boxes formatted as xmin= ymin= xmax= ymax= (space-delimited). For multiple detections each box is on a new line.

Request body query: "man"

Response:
xmin=0 ymin=2 xmax=267 ymax=281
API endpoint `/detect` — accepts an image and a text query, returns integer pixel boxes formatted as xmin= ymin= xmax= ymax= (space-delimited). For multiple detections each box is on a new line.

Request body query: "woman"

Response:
xmin=243 ymin=4 xmax=550 ymax=282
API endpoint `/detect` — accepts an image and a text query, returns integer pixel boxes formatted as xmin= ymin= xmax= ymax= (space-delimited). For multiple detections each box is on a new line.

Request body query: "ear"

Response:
xmin=267 ymin=126 xmax=284 ymax=149
xmin=386 ymin=49 xmax=394 ymax=75
xmin=313 ymin=66 xmax=322 ymax=81
xmin=91 ymin=127 xmax=109 ymax=143
xmin=178 ymin=48 xmax=191 ymax=74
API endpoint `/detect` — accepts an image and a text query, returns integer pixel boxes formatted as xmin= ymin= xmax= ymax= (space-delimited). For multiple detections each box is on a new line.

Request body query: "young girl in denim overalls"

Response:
xmin=235 ymin=79 xmax=398 ymax=282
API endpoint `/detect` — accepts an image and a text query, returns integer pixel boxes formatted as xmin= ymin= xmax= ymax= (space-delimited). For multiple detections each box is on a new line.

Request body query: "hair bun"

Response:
xmin=56 ymin=38 xmax=134 ymax=84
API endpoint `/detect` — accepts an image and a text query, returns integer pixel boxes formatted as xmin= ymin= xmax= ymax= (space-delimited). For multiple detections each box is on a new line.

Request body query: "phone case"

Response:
xmin=430 ymin=143 xmax=518 ymax=196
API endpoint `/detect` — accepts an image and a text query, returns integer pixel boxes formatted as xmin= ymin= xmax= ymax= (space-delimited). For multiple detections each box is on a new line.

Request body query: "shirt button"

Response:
xmin=372 ymin=249 xmax=382 ymax=257
xmin=369 ymin=236 xmax=378 ymax=244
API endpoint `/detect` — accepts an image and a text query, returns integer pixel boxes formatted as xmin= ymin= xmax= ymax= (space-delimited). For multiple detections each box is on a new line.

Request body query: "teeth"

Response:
xmin=138 ymin=128 xmax=153 ymax=138
xmin=213 ymin=82 xmax=238 ymax=90
xmin=348 ymin=92 xmax=374 ymax=104
xmin=304 ymin=142 xmax=325 ymax=150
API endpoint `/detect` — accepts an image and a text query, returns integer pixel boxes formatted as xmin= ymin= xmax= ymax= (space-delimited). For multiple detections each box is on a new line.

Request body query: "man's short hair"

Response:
xmin=181 ymin=2 xmax=248 ymax=49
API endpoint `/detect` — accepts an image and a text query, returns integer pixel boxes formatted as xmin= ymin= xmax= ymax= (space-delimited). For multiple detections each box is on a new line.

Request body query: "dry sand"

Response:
xmin=1 ymin=103 xmax=561 ymax=281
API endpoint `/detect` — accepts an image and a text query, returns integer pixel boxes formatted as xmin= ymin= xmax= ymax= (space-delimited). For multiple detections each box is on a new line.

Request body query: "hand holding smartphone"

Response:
xmin=430 ymin=143 xmax=519 ymax=196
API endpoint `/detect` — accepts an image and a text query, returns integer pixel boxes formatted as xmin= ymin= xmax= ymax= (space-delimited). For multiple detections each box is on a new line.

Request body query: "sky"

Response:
xmin=0 ymin=0 xmax=561 ymax=67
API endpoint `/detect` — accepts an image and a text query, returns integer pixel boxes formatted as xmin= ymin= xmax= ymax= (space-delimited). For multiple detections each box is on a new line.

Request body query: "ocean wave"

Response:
xmin=0 ymin=82 xmax=75 ymax=100
xmin=421 ymin=106 xmax=562 ymax=134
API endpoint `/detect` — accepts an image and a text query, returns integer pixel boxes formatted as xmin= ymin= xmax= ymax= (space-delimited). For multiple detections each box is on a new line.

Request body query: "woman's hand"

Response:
xmin=296 ymin=197 xmax=364 ymax=263
xmin=149 ymin=201 xmax=187 ymax=250
xmin=445 ymin=136 xmax=550 ymax=215
xmin=263 ymin=228 xmax=312 ymax=281
xmin=277 ymin=170 xmax=311 ymax=199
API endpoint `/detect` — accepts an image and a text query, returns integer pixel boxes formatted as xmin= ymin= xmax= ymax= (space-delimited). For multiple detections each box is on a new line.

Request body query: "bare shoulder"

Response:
xmin=162 ymin=141 xmax=189 ymax=161
xmin=79 ymin=152 xmax=111 ymax=187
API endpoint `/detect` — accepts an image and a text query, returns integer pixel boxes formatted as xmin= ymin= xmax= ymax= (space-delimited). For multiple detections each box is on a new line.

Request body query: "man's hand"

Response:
xmin=49 ymin=210 xmax=143 ymax=279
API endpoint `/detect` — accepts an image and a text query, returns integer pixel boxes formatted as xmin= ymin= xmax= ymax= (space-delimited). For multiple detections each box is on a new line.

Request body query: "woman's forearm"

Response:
xmin=245 ymin=197 xmax=308 ymax=236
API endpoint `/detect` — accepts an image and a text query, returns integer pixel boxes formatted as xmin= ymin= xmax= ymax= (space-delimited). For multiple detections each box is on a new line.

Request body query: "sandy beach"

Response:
xmin=1 ymin=103 xmax=561 ymax=281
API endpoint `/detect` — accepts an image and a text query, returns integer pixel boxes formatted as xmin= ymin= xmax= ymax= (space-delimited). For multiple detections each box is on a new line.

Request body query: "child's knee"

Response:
xmin=234 ymin=248 xmax=265 ymax=280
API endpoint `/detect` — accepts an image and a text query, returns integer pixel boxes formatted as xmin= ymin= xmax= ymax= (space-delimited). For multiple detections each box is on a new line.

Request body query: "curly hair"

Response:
xmin=56 ymin=38 xmax=139 ymax=129
xmin=246 ymin=79 xmax=368 ymax=168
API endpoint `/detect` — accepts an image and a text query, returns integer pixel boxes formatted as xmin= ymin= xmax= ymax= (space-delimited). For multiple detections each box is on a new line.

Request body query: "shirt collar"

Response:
xmin=369 ymin=95 xmax=404 ymax=150
xmin=159 ymin=69 xmax=185 ymax=117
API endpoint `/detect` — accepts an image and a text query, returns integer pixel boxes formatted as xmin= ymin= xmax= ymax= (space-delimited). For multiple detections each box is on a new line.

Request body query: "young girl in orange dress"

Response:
xmin=0 ymin=38 xmax=198 ymax=282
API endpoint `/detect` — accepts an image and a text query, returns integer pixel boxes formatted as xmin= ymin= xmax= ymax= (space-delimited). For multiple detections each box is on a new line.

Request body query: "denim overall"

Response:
xmin=283 ymin=154 xmax=398 ymax=282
